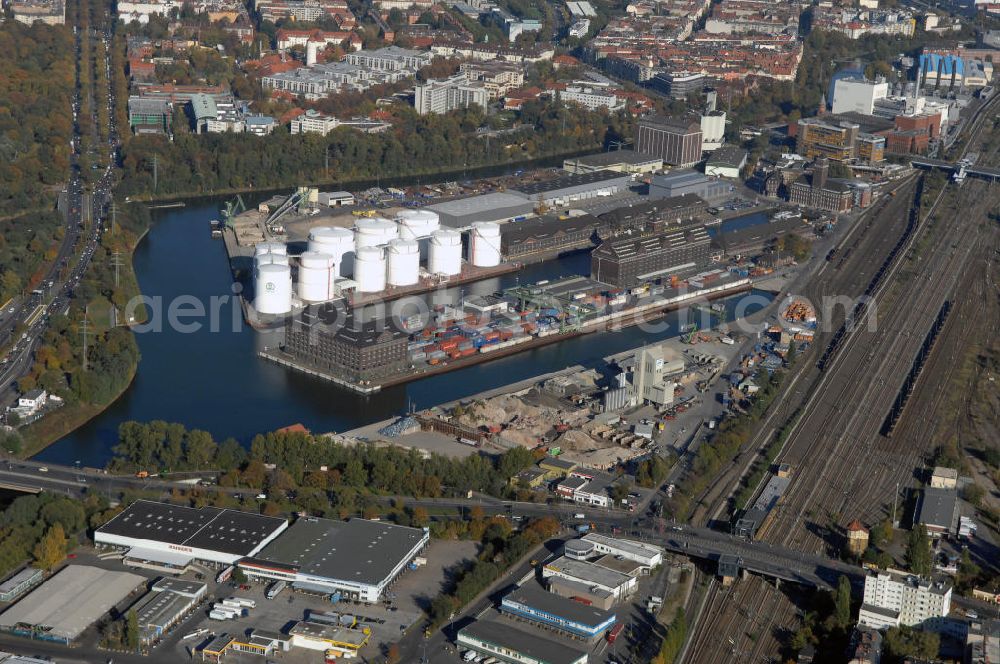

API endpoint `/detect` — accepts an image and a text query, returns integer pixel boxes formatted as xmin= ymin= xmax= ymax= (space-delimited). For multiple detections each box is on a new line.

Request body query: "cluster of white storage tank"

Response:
xmin=251 ymin=209 xmax=505 ymax=308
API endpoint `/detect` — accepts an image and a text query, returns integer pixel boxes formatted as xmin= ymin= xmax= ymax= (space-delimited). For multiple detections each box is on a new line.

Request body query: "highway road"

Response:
xmin=0 ymin=15 xmax=121 ymax=409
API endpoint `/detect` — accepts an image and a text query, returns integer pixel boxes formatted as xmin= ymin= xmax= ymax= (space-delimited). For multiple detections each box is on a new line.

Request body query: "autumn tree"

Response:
xmin=32 ymin=523 xmax=67 ymax=570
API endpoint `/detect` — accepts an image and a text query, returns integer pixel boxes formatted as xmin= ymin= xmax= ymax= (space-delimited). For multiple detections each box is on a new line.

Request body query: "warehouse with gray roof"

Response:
xmin=458 ymin=618 xmax=589 ymax=664
xmin=238 ymin=517 xmax=428 ymax=603
xmin=426 ymin=192 xmax=535 ymax=228
xmin=501 ymin=583 xmax=616 ymax=639
xmin=509 ymin=170 xmax=632 ymax=207
xmin=0 ymin=566 xmax=146 ymax=644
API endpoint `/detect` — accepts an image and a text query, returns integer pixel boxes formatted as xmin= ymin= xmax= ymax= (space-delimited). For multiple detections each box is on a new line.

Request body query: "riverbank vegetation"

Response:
xmin=107 ymin=421 xmax=538 ymax=510
xmin=118 ymin=101 xmax=633 ymax=200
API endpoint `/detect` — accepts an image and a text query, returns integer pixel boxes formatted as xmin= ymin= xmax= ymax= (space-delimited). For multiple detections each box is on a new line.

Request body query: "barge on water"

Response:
xmin=260 ymin=272 xmax=752 ymax=394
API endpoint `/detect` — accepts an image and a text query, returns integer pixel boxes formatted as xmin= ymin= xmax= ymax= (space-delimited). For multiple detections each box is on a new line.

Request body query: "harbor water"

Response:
xmin=35 ymin=199 xmax=772 ymax=466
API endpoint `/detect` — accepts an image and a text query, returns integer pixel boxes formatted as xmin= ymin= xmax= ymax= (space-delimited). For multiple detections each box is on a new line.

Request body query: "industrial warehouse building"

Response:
xmin=239 ymin=517 xmax=429 ymax=603
xmin=501 ymin=583 xmax=616 ymax=640
xmin=541 ymin=556 xmax=637 ymax=603
xmin=129 ymin=578 xmax=207 ymax=645
xmin=563 ymin=150 xmax=662 ymax=175
xmin=0 ymin=566 xmax=146 ymax=644
xmin=500 ymin=214 xmax=599 ymax=260
xmin=95 ymin=500 xmax=289 ymax=568
xmin=650 ymin=169 xmax=734 ymax=204
xmin=458 ymin=618 xmax=589 ymax=664
xmin=0 ymin=568 xmax=42 ymax=602
xmin=590 ymin=222 xmax=712 ymax=288
xmin=509 ymin=170 xmax=632 ymax=208
xmin=426 ymin=192 xmax=535 ymax=228
xmin=579 ymin=533 xmax=664 ymax=570
xmin=915 ymin=487 xmax=960 ymax=538
xmin=281 ymin=305 xmax=409 ymax=384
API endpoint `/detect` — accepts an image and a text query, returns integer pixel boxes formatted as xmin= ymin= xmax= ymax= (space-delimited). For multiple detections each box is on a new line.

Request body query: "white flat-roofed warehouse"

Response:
xmin=129 ymin=578 xmax=207 ymax=645
xmin=0 ymin=566 xmax=145 ymax=644
xmin=95 ymin=500 xmax=289 ymax=568
xmin=579 ymin=533 xmax=664 ymax=570
xmin=458 ymin=618 xmax=589 ymax=664
xmin=238 ymin=517 xmax=428 ymax=603
xmin=563 ymin=150 xmax=662 ymax=175
xmin=542 ymin=556 xmax=637 ymax=603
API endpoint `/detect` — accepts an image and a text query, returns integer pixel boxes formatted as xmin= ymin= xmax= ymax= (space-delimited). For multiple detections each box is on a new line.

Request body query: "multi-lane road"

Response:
xmin=0 ymin=15 xmax=120 ymax=408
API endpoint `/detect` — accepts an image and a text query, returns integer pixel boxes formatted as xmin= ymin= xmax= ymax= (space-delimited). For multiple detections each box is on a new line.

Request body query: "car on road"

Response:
xmin=37 ymin=467 xmax=48 ymax=472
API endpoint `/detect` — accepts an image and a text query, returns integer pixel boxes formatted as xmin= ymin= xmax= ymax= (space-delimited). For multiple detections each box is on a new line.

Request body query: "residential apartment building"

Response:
xmin=635 ymin=116 xmax=702 ymax=167
xmin=11 ymin=0 xmax=65 ymax=24
xmin=812 ymin=5 xmax=916 ymax=39
xmin=345 ymin=45 xmax=431 ymax=71
xmin=857 ymin=569 xmax=952 ymax=630
xmin=458 ymin=61 xmax=524 ymax=99
xmin=414 ymin=74 xmax=488 ymax=115
xmin=255 ymin=0 xmax=356 ymax=24
xmin=703 ymin=0 xmax=805 ymax=35
xmin=290 ymin=110 xmax=341 ymax=134
xmin=558 ymin=85 xmax=625 ymax=111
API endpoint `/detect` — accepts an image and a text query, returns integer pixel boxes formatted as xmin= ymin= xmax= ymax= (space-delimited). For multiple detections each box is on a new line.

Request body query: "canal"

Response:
xmin=35 ymin=198 xmax=773 ymax=466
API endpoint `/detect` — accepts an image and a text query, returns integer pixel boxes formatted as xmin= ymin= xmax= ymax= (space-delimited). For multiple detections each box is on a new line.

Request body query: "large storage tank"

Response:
xmin=386 ymin=239 xmax=420 ymax=287
xmin=254 ymin=252 xmax=289 ymax=279
xmin=396 ymin=210 xmax=440 ymax=260
xmin=308 ymin=226 xmax=355 ymax=277
xmin=297 ymin=251 xmax=335 ymax=302
xmin=254 ymin=263 xmax=292 ymax=315
xmin=355 ymin=217 xmax=398 ymax=250
xmin=469 ymin=222 xmax=502 ymax=268
xmin=428 ymin=229 xmax=462 ymax=276
xmin=255 ymin=241 xmax=287 ymax=257
xmin=354 ymin=246 xmax=387 ymax=293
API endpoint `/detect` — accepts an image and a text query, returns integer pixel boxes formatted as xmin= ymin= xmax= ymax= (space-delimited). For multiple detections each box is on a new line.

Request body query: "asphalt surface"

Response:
xmin=0 ymin=18 xmax=120 ymax=408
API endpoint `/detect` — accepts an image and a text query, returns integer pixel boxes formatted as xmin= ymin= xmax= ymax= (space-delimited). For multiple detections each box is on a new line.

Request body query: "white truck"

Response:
xmin=266 ymin=580 xmax=286 ymax=600
xmin=229 ymin=597 xmax=256 ymax=609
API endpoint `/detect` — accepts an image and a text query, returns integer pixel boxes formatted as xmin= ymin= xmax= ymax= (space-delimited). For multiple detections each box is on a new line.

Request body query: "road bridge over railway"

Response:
xmin=651 ymin=524 xmax=862 ymax=589
xmin=912 ymin=156 xmax=1000 ymax=181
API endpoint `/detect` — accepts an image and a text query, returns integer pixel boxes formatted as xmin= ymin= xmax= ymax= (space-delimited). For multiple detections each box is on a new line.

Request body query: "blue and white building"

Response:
xmin=501 ymin=584 xmax=616 ymax=640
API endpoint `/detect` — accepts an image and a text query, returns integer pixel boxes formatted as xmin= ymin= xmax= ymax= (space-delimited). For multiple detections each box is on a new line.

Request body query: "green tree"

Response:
xmin=905 ymin=524 xmax=932 ymax=576
xmin=125 ymin=608 xmax=139 ymax=650
xmin=884 ymin=626 xmax=939 ymax=660
xmin=834 ymin=575 xmax=852 ymax=628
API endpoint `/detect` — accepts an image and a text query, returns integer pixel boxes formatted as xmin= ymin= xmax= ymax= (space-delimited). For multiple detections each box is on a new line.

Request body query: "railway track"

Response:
xmin=682 ymin=98 xmax=1000 ymax=662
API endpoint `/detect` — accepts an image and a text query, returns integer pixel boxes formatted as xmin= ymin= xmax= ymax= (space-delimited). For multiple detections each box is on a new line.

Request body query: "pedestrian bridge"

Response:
xmin=911 ymin=157 xmax=1000 ymax=182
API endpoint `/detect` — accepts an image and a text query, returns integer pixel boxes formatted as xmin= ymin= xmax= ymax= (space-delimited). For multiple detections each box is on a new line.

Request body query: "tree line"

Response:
xmin=109 ymin=420 xmax=539 ymax=498
xmin=118 ymin=101 xmax=633 ymax=199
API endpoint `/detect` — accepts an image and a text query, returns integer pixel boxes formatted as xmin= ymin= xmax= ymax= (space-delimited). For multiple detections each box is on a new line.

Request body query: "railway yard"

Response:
xmin=678 ymin=104 xmax=1000 ymax=662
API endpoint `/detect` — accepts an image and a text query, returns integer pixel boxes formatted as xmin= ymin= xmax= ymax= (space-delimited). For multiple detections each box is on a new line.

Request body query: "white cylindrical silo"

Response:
xmin=387 ymin=239 xmax=420 ymax=287
xmin=428 ymin=229 xmax=462 ymax=276
xmin=396 ymin=209 xmax=440 ymax=262
xmin=308 ymin=226 xmax=355 ymax=277
xmin=297 ymin=251 xmax=335 ymax=302
xmin=255 ymin=241 xmax=287 ymax=257
xmin=254 ymin=263 xmax=292 ymax=315
xmin=355 ymin=217 xmax=398 ymax=250
xmin=469 ymin=222 xmax=501 ymax=268
xmin=354 ymin=246 xmax=387 ymax=293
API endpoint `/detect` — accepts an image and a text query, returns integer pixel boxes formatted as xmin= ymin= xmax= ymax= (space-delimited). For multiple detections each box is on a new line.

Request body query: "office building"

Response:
xmin=832 ymin=77 xmax=889 ymax=115
xmin=796 ymin=117 xmax=861 ymax=160
xmin=788 ymin=158 xmax=853 ymax=213
xmin=635 ymin=116 xmax=703 ymax=166
xmin=95 ymin=500 xmax=289 ymax=568
xmin=591 ymin=223 xmax=712 ymax=288
xmin=651 ymin=71 xmax=706 ymax=100
xmin=239 ymin=516 xmax=428 ymax=603
xmin=858 ymin=569 xmax=951 ymax=629
xmin=414 ymin=74 xmax=488 ymax=115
